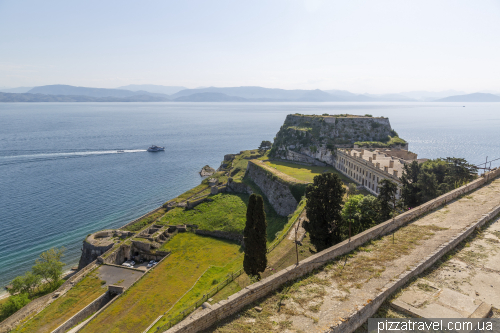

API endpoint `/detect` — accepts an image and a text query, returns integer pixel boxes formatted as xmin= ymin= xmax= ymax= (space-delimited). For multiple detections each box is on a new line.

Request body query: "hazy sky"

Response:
xmin=1 ymin=0 xmax=499 ymax=93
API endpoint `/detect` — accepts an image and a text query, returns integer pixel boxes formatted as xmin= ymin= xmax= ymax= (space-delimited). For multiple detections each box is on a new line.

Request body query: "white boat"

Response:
xmin=147 ymin=145 xmax=165 ymax=152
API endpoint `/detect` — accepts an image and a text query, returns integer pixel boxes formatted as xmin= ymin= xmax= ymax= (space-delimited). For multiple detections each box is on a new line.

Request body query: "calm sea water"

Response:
xmin=0 ymin=102 xmax=499 ymax=289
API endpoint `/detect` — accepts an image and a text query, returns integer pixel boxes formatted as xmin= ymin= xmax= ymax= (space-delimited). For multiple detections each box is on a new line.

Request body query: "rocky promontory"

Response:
xmin=199 ymin=165 xmax=215 ymax=176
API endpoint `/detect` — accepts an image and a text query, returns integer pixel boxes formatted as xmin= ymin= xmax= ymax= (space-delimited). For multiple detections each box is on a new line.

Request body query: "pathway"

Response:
xmin=207 ymin=177 xmax=500 ymax=333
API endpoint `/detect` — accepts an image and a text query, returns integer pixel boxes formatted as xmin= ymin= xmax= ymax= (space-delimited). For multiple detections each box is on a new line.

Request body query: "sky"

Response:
xmin=0 ymin=0 xmax=499 ymax=94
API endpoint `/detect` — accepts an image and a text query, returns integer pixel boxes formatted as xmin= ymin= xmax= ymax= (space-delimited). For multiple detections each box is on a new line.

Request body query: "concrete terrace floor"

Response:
xmin=206 ymin=177 xmax=500 ymax=333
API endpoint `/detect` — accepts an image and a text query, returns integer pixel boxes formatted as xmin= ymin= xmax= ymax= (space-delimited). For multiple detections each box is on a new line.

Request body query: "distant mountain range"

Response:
xmin=0 ymin=84 xmax=499 ymax=102
xmin=434 ymin=93 xmax=500 ymax=102
xmin=0 ymin=92 xmax=169 ymax=102
xmin=117 ymin=84 xmax=187 ymax=95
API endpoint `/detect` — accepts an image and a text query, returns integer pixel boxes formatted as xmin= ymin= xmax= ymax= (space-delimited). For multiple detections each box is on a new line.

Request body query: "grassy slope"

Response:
xmin=159 ymin=193 xmax=249 ymax=234
xmin=262 ymin=160 xmax=337 ymax=183
xmin=80 ymin=233 xmax=242 ymax=333
xmin=12 ymin=271 xmax=105 ymax=333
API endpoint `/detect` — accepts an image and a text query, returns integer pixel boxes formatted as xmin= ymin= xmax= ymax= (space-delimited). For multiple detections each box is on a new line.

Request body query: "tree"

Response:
xmin=347 ymin=183 xmax=357 ymax=197
xmin=0 ymin=293 xmax=30 ymax=321
xmin=377 ymin=179 xmax=398 ymax=221
xmin=10 ymin=271 xmax=41 ymax=297
xmin=32 ymin=247 xmax=65 ymax=289
xmin=304 ymin=173 xmax=345 ymax=251
xmin=401 ymin=161 xmax=421 ymax=208
xmin=258 ymin=140 xmax=272 ymax=152
xmin=342 ymin=194 xmax=380 ymax=236
xmin=243 ymin=194 xmax=268 ymax=278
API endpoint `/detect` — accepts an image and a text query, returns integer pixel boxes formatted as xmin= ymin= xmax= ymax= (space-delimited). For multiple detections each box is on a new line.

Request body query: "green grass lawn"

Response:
xmin=158 ymin=192 xmax=288 ymax=243
xmin=148 ymin=253 xmax=242 ymax=332
xmin=12 ymin=271 xmax=106 ymax=333
xmin=263 ymin=160 xmax=339 ymax=183
xmin=80 ymin=233 xmax=242 ymax=333
xmin=159 ymin=193 xmax=249 ymax=234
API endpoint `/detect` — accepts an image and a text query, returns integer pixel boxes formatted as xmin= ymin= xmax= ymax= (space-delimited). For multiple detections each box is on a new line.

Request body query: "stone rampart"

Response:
xmin=194 ymin=230 xmax=243 ymax=245
xmin=186 ymin=196 xmax=208 ymax=209
xmin=0 ymin=260 xmax=98 ymax=333
xmin=165 ymin=168 xmax=500 ymax=333
xmin=246 ymin=161 xmax=298 ymax=216
xmin=226 ymin=179 xmax=252 ymax=194
xmin=50 ymin=292 xmax=113 ymax=333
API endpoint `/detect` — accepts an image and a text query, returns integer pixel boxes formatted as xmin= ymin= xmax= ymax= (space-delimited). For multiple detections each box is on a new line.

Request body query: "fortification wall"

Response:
xmin=246 ymin=161 xmax=298 ymax=216
xmin=165 ymin=168 xmax=500 ymax=333
xmin=50 ymin=292 xmax=113 ymax=333
xmin=78 ymin=240 xmax=113 ymax=269
xmin=226 ymin=179 xmax=252 ymax=194
xmin=194 ymin=230 xmax=243 ymax=245
xmin=98 ymin=243 xmax=132 ymax=265
xmin=186 ymin=196 xmax=208 ymax=209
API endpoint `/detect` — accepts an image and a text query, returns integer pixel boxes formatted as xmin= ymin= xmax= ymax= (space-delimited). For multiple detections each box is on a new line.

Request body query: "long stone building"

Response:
xmin=335 ymin=148 xmax=426 ymax=198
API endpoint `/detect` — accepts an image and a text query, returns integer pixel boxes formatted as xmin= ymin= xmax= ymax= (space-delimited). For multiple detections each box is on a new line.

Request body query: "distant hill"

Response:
xmin=173 ymin=92 xmax=248 ymax=102
xmin=434 ymin=93 xmax=500 ymax=102
xmin=117 ymin=84 xmax=186 ymax=95
xmin=399 ymin=90 xmax=466 ymax=101
xmin=28 ymin=85 xmax=169 ymax=99
xmin=170 ymin=86 xmax=345 ymax=101
xmin=0 ymin=92 xmax=170 ymax=102
xmin=0 ymin=87 xmax=34 ymax=93
xmin=324 ymin=89 xmax=376 ymax=101
xmin=363 ymin=93 xmax=417 ymax=102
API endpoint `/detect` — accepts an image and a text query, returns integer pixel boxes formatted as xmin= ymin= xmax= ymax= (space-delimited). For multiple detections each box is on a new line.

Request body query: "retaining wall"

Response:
xmin=165 ymin=168 xmax=500 ymax=333
xmin=186 ymin=196 xmax=208 ymax=209
xmin=50 ymin=292 xmax=113 ymax=333
xmin=0 ymin=260 xmax=98 ymax=333
xmin=194 ymin=230 xmax=243 ymax=245
xmin=246 ymin=161 xmax=298 ymax=216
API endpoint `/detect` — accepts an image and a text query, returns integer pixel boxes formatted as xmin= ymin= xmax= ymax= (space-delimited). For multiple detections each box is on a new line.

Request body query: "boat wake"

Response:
xmin=0 ymin=150 xmax=147 ymax=166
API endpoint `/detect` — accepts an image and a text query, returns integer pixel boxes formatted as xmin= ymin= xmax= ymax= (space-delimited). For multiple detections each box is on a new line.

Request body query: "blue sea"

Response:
xmin=1 ymin=102 xmax=499 ymax=289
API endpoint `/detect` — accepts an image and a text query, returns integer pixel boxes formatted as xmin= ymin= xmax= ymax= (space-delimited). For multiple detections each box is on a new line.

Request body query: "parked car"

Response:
xmin=130 ymin=261 xmax=136 ymax=266
xmin=147 ymin=260 xmax=157 ymax=268
xmin=122 ymin=262 xmax=131 ymax=267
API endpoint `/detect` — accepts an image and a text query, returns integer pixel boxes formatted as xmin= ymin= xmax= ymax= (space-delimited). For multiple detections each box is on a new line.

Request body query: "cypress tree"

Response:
xmin=243 ymin=194 xmax=267 ymax=278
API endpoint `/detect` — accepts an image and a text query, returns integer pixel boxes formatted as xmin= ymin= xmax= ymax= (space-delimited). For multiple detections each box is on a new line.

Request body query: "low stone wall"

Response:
xmin=226 ymin=180 xmax=252 ymax=194
xmin=165 ymin=168 xmax=500 ymax=333
xmin=119 ymin=205 xmax=164 ymax=230
xmin=210 ymin=185 xmax=227 ymax=195
xmin=186 ymin=196 xmax=208 ymax=209
xmin=194 ymin=229 xmax=243 ymax=245
xmin=246 ymin=161 xmax=298 ymax=216
xmin=0 ymin=260 xmax=98 ymax=333
xmin=50 ymin=292 xmax=113 ymax=333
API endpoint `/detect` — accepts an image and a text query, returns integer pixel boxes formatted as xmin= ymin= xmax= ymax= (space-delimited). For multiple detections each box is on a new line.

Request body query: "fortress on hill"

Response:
xmin=270 ymin=114 xmax=424 ymax=197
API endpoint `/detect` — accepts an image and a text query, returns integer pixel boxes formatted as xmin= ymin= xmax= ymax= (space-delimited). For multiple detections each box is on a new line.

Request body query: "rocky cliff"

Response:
xmin=270 ymin=114 xmax=406 ymax=166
